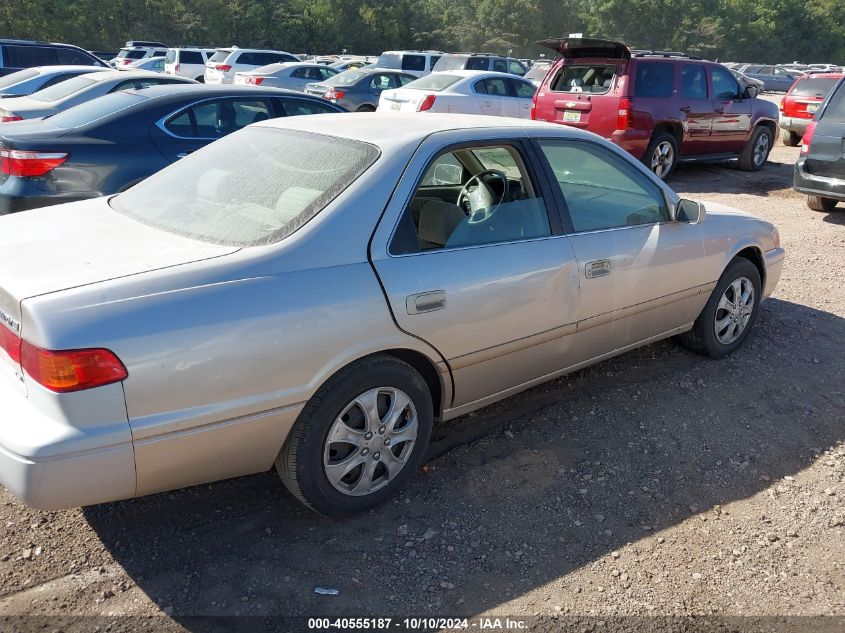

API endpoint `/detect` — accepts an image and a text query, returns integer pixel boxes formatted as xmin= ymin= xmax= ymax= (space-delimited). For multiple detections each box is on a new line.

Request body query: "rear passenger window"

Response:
xmin=181 ymin=51 xmax=204 ymax=65
xmin=4 ymin=45 xmax=58 ymax=67
xmin=478 ymin=78 xmax=511 ymax=96
xmin=369 ymin=75 xmax=393 ymax=90
xmin=56 ymin=48 xmax=94 ymax=65
xmin=538 ymin=140 xmax=668 ymax=232
xmin=466 ymin=57 xmax=488 ymax=71
xmin=165 ymin=110 xmax=194 ymax=137
xmin=401 ymin=55 xmax=425 ymax=72
xmin=511 ymin=80 xmax=536 ymax=98
xmin=172 ymin=99 xmax=273 ymax=138
xmin=681 ymin=65 xmax=708 ymax=99
xmin=282 ymin=99 xmax=338 ymax=116
xmin=634 ymin=62 xmax=674 ymax=98
xmin=492 ymin=59 xmax=508 ymax=73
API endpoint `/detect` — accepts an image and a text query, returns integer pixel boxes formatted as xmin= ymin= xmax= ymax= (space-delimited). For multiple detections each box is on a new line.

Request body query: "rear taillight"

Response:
xmin=215 ymin=64 xmax=232 ymax=72
xmin=121 ymin=59 xmax=132 ymax=65
xmin=175 ymin=63 xmax=180 ymax=73
xmin=779 ymin=97 xmax=785 ymax=113
xmin=0 ymin=325 xmax=21 ymax=364
xmin=247 ymin=76 xmax=265 ymax=85
xmin=418 ymin=94 xmax=436 ymax=111
xmin=530 ymin=98 xmax=537 ymax=120
xmin=0 ymin=149 xmax=69 ymax=177
xmin=325 ymin=89 xmax=345 ymax=100
xmin=616 ymin=97 xmax=633 ymax=130
xmin=1 ymin=114 xmax=22 ymax=123
xmin=20 ymin=342 xmax=127 ymax=393
xmin=800 ymin=120 xmax=816 ymax=155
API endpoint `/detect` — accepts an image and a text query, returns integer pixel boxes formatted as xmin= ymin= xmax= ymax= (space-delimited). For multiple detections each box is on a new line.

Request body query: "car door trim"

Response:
xmin=449 ymin=321 xmax=578 ymax=370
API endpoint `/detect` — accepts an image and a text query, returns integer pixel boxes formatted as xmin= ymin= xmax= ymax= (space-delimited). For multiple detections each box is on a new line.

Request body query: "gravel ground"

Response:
xmin=0 ymin=139 xmax=843 ymax=633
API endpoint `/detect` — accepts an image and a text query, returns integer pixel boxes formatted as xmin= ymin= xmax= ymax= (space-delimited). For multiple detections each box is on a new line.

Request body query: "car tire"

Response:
xmin=357 ymin=105 xmax=376 ymax=112
xmin=643 ymin=132 xmax=678 ymax=180
xmin=738 ymin=126 xmax=773 ymax=171
xmin=676 ymin=257 xmax=762 ymax=359
xmin=807 ymin=195 xmax=838 ymax=212
xmin=276 ymin=354 xmax=433 ymax=516
xmin=781 ymin=130 xmax=801 ymax=147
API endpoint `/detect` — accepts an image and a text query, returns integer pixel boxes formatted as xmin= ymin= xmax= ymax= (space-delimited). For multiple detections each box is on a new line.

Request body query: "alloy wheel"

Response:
xmin=753 ymin=132 xmax=770 ymax=167
xmin=323 ymin=387 xmax=418 ymax=496
xmin=650 ymin=141 xmax=674 ymax=179
xmin=714 ymin=277 xmax=755 ymax=345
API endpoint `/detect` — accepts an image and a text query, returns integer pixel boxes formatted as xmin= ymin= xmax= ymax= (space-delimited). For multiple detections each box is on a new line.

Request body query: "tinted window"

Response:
xmin=634 ymin=62 xmax=674 ymax=98
xmin=509 ymin=60 xmax=526 ymax=76
xmin=551 ymin=64 xmax=616 ymax=93
xmin=110 ymin=78 xmax=171 ymax=92
xmin=30 ymin=75 xmax=98 ymax=101
xmin=428 ymin=56 xmax=440 ymax=70
xmin=282 ymin=98 xmax=339 ymax=116
xmin=791 ymin=77 xmax=838 ymax=98
xmin=401 ymin=55 xmax=426 ymax=72
xmin=681 ymin=64 xmax=708 ymax=99
xmin=478 ymin=78 xmax=511 ymax=97
xmin=824 ymin=81 xmax=845 ymax=120
xmin=511 ymin=79 xmax=536 ymax=98
xmin=465 ymin=57 xmax=489 ymax=71
xmin=538 ymin=140 xmax=668 ymax=232
xmin=181 ymin=50 xmax=204 ymax=65
xmin=165 ymin=110 xmax=194 ymax=136
xmin=368 ymin=74 xmax=394 ymax=90
xmin=0 ymin=68 xmax=39 ymax=88
xmin=56 ymin=47 xmax=97 ymax=66
xmin=392 ymin=145 xmax=550 ymax=254
xmin=47 ymin=91 xmax=147 ymax=128
xmin=189 ymin=99 xmax=272 ymax=137
xmin=119 ymin=50 xmax=146 ymax=60
xmin=4 ymin=45 xmax=58 ymax=67
xmin=112 ymin=128 xmax=380 ymax=247
xmin=711 ymin=66 xmax=741 ymax=100
xmin=492 ymin=59 xmax=508 ymax=73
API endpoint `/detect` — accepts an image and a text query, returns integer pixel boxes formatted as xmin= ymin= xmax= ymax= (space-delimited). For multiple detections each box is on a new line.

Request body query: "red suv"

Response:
xmin=530 ymin=38 xmax=780 ymax=179
xmin=779 ymin=73 xmax=843 ymax=146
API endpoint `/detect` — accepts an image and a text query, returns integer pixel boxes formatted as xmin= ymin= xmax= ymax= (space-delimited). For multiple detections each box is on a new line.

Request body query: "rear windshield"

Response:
xmin=0 ymin=68 xmax=39 ymax=88
xmin=118 ymin=49 xmax=146 ymax=60
xmin=209 ymin=50 xmax=231 ymax=63
xmin=30 ymin=75 xmax=98 ymax=102
xmin=165 ymin=49 xmax=177 ymax=63
xmin=403 ymin=73 xmax=462 ymax=91
xmin=434 ymin=56 xmax=468 ymax=72
xmin=824 ymin=81 xmax=845 ymax=120
xmin=791 ymin=77 xmax=839 ymax=98
xmin=110 ymin=128 xmax=380 ymax=247
xmin=376 ymin=53 xmax=401 ymax=69
xmin=525 ymin=64 xmax=551 ymax=81
xmin=326 ymin=70 xmax=366 ymax=86
xmin=551 ymin=64 xmax=616 ymax=93
xmin=47 ymin=91 xmax=147 ymax=128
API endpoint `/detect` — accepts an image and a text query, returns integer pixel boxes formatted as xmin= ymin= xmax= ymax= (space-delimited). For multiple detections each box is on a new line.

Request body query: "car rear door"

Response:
xmin=806 ymin=81 xmax=845 ymax=179
xmin=678 ymin=63 xmax=713 ymax=154
xmin=709 ymin=65 xmax=752 ymax=153
xmin=509 ymin=78 xmax=536 ymax=119
xmin=474 ymin=78 xmax=507 ymax=116
xmin=369 ymin=132 xmax=580 ymax=410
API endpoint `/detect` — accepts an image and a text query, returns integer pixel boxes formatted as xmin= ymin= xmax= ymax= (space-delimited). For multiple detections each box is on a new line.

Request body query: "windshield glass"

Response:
xmin=29 ymin=75 xmax=99 ymax=102
xmin=525 ymin=64 xmax=551 ymax=81
xmin=0 ymin=68 xmax=39 ymax=89
xmin=165 ymin=49 xmax=177 ymax=63
xmin=48 ymin=91 xmax=147 ymax=128
xmin=110 ymin=128 xmax=380 ymax=247
xmin=403 ymin=73 xmax=462 ymax=91
xmin=791 ymin=77 xmax=839 ymax=98
xmin=326 ymin=70 xmax=366 ymax=86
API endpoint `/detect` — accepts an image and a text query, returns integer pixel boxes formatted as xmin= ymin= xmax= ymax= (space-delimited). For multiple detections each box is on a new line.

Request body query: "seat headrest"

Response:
xmin=418 ymin=200 xmax=466 ymax=247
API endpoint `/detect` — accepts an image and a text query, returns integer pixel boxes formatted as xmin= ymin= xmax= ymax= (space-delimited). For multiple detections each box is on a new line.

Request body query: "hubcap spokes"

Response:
xmin=754 ymin=134 xmax=770 ymax=165
xmin=323 ymin=387 xmax=418 ymax=496
xmin=651 ymin=142 xmax=674 ymax=178
xmin=714 ymin=276 xmax=755 ymax=345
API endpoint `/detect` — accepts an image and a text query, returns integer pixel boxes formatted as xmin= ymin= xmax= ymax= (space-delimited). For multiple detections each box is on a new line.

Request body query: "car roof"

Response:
xmin=801 ymin=72 xmax=844 ymax=79
xmin=0 ymin=38 xmax=84 ymax=49
xmin=431 ymin=70 xmax=525 ymax=79
xmin=254 ymin=112 xmax=591 ymax=148
xmin=27 ymin=65 xmax=110 ymax=74
xmin=130 ymin=84 xmax=316 ymax=99
xmin=86 ymin=70 xmax=171 ymax=81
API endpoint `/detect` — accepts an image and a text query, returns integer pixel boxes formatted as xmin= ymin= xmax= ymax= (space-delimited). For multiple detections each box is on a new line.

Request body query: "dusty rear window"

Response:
xmin=791 ymin=77 xmax=839 ymax=98
xmin=551 ymin=64 xmax=616 ymax=93
xmin=110 ymin=127 xmax=380 ymax=247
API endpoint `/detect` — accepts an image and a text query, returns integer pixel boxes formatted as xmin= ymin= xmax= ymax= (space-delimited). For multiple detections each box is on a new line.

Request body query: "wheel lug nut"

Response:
xmin=361 ymin=448 xmax=369 ymax=456
xmin=373 ymin=452 xmax=380 ymax=460
xmin=378 ymin=426 xmax=386 ymax=434
xmin=384 ymin=438 xmax=391 ymax=446
xmin=364 ymin=432 xmax=373 ymax=440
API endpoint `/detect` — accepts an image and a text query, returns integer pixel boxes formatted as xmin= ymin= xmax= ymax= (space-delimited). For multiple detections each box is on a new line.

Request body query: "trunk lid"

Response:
xmin=379 ymin=88 xmax=425 ymax=112
xmin=0 ymin=197 xmax=238 ymax=327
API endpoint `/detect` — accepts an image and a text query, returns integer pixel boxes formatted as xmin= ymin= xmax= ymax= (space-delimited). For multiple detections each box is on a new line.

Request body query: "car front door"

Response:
xmin=370 ymin=134 xmax=580 ymax=412
xmin=474 ymin=78 xmax=508 ymax=116
xmin=709 ymin=65 xmax=752 ymax=153
xmin=509 ymin=78 xmax=536 ymax=119
xmin=534 ymin=138 xmax=711 ymax=358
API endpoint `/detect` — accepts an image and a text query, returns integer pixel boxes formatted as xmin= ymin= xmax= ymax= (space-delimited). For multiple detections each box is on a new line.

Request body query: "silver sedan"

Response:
xmin=0 ymin=114 xmax=784 ymax=515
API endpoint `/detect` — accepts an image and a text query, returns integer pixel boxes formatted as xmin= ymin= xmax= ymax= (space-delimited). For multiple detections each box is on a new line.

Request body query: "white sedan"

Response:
xmin=378 ymin=70 xmax=536 ymax=118
xmin=233 ymin=62 xmax=339 ymax=91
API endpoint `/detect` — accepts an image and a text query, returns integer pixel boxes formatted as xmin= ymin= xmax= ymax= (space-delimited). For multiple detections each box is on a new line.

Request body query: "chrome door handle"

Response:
xmin=585 ymin=260 xmax=611 ymax=278
xmin=406 ymin=290 xmax=447 ymax=314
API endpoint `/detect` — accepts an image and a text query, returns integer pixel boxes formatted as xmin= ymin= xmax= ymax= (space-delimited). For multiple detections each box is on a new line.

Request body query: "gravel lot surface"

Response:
xmin=1 ymin=138 xmax=843 ymax=632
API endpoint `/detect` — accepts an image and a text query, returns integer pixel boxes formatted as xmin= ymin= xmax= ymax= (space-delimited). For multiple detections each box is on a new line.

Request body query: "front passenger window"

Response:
xmin=538 ymin=141 xmax=669 ymax=232
xmin=711 ymin=66 xmax=741 ymax=100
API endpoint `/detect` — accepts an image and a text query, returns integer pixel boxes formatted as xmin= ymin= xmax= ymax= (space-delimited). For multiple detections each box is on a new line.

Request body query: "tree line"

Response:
xmin=3 ymin=0 xmax=843 ymax=63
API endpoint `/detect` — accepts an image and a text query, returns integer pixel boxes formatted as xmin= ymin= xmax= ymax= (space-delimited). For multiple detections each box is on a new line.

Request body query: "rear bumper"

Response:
xmin=762 ymin=247 xmax=785 ymax=300
xmin=0 ymin=178 xmax=88 ymax=215
xmin=779 ymin=116 xmax=812 ymax=134
xmin=794 ymin=157 xmax=845 ymax=202
xmin=0 ymin=374 xmax=136 ymax=510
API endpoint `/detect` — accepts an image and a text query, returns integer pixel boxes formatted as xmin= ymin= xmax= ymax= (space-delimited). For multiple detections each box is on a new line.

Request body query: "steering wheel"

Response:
xmin=457 ymin=170 xmax=509 ymax=224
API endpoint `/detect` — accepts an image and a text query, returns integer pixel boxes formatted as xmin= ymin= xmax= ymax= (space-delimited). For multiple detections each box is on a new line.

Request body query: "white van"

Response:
xmin=164 ymin=47 xmax=215 ymax=82
xmin=373 ymin=51 xmax=443 ymax=78
xmin=204 ymin=47 xmax=299 ymax=84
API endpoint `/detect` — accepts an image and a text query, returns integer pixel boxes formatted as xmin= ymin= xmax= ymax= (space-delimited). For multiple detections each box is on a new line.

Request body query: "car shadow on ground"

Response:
xmin=83 ymin=298 xmax=844 ymax=629
xmin=672 ymin=160 xmax=795 ymax=197
xmin=822 ymin=208 xmax=845 ymax=225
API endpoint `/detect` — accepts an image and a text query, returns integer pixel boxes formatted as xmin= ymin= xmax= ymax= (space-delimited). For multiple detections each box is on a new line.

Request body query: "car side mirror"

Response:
xmin=673 ymin=198 xmax=705 ymax=224
xmin=743 ymin=85 xmax=758 ymax=99
xmin=433 ymin=163 xmax=463 ymax=186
